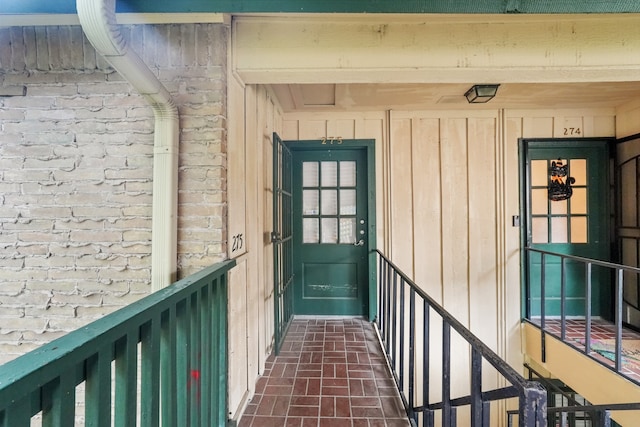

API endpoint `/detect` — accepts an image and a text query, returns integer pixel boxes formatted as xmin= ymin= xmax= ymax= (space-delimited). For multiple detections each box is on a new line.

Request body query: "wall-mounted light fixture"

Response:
xmin=464 ymin=84 xmax=500 ymax=103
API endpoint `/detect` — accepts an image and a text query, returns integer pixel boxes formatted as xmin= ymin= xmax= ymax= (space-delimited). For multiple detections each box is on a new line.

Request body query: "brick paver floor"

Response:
xmin=238 ymin=317 xmax=411 ymax=427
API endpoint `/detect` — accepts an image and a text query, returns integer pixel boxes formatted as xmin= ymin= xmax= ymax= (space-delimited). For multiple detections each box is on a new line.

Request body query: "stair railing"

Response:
xmin=525 ymin=246 xmax=640 ymax=381
xmin=0 ymin=259 xmax=235 ymax=426
xmin=375 ymin=250 xmax=546 ymax=427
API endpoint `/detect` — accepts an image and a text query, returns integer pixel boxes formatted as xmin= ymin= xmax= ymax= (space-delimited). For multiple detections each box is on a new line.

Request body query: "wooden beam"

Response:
xmin=233 ymin=15 xmax=640 ymax=84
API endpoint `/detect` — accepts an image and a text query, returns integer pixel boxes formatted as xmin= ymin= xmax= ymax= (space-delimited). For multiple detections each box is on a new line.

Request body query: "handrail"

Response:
xmin=526 ymin=247 xmax=640 ymax=274
xmin=525 ymin=246 xmax=638 ymax=380
xmin=0 ymin=259 xmax=236 ymax=426
xmin=374 ymin=250 xmax=546 ymax=427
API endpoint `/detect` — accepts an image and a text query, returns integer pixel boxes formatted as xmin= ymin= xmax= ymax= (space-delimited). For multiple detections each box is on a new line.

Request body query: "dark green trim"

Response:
xmin=272 ymin=132 xmax=294 ymax=355
xmin=518 ymin=138 xmax=529 ymax=319
xmin=4 ymin=0 xmax=640 ymax=15
xmin=286 ymin=139 xmax=377 ymax=321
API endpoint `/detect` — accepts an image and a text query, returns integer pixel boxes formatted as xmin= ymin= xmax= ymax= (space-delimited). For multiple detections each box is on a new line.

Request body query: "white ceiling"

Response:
xmin=270 ymin=82 xmax=640 ymax=112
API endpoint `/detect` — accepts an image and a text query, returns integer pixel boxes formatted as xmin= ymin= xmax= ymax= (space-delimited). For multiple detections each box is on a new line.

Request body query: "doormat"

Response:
xmin=579 ymin=339 xmax=640 ymax=364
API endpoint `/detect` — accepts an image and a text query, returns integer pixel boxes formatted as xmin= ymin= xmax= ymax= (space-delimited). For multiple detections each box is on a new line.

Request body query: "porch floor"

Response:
xmin=534 ymin=318 xmax=640 ymax=384
xmin=238 ymin=317 xmax=411 ymax=427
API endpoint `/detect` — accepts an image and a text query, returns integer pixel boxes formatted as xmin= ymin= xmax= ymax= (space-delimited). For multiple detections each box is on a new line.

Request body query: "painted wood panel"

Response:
xmin=616 ymin=98 xmax=640 ymax=139
xmin=509 ymin=108 xmax=616 ymax=139
xmin=389 ymin=116 xmax=414 ymax=275
xmin=228 ymin=74 xmax=247 ymax=258
xmin=616 ymin=137 xmax=640 ymax=326
xmin=467 ymin=117 xmax=498 ymax=352
xmin=244 ymin=84 xmax=260 ymax=395
xmin=228 ymin=259 xmax=249 ymax=418
xmin=439 ymin=117 xmax=470 ymax=325
xmin=225 ymin=82 xmax=283 ymax=421
xmin=234 ymin=16 xmax=640 ymax=84
xmin=504 ymin=113 xmax=525 ymax=370
xmin=411 ymin=117 xmax=443 ymax=303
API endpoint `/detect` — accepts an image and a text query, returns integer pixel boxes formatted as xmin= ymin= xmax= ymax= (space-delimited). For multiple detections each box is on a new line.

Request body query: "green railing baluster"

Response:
xmin=140 ymin=318 xmax=161 ymax=427
xmin=3 ymin=396 xmax=30 ymax=426
xmin=85 ymin=347 xmax=113 ymax=427
xmin=200 ymin=285 xmax=212 ymax=424
xmin=215 ymin=275 xmax=228 ymax=427
xmin=190 ymin=291 xmax=201 ymax=427
xmin=161 ymin=307 xmax=177 ymax=427
xmin=176 ymin=298 xmax=189 ymax=425
xmin=211 ymin=277 xmax=222 ymax=427
xmin=114 ymin=333 xmax=138 ymax=427
xmin=42 ymin=371 xmax=76 ymax=427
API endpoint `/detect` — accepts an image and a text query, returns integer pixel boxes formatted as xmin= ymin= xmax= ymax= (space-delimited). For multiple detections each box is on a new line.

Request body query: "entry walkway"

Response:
xmin=238 ymin=317 xmax=411 ymax=427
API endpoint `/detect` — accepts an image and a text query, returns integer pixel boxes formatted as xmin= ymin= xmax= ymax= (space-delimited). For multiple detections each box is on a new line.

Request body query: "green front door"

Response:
xmin=291 ymin=146 xmax=370 ymax=315
xmin=522 ymin=139 xmax=612 ymax=318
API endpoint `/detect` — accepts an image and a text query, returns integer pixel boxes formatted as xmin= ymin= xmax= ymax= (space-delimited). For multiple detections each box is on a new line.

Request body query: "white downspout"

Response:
xmin=77 ymin=0 xmax=179 ymax=291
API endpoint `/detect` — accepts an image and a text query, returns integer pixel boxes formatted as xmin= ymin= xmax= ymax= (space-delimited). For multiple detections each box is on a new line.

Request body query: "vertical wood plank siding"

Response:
xmin=281 ymin=109 xmax=615 ymax=421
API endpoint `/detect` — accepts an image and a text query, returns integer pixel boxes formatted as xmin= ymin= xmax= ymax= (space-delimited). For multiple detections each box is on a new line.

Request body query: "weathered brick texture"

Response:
xmin=0 ymin=24 xmax=227 ymax=365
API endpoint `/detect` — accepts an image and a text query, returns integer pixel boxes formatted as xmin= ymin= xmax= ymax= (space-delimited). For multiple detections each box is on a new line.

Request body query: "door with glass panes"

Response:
xmin=523 ymin=140 xmax=611 ymax=318
xmin=292 ymin=147 xmax=369 ymax=315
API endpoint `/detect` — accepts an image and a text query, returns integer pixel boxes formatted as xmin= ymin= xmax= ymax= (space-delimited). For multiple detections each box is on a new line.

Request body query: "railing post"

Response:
xmin=471 ymin=348 xmax=483 ymax=427
xmin=615 ymin=268 xmax=624 ymax=372
xmin=86 ymin=347 xmax=113 ymax=427
xmin=385 ymin=255 xmax=391 ymax=352
xmin=541 ymin=253 xmax=546 ymax=363
xmin=399 ymin=277 xmax=406 ymax=391
xmin=408 ymin=288 xmax=416 ymax=422
xmin=520 ymin=382 xmax=547 ymax=427
xmin=378 ymin=253 xmax=384 ymax=335
xmin=596 ymin=409 xmax=612 ymax=427
xmin=424 ymin=410 xmax=434 ymax=427
xmin=423 ymin=299 xmax=430 ymax=420
xmin=391 ymin=270 xmax=398 ymax=367
xmin=560 ymin=256 xmax=566 ymax=341
xmin=585 ymin=262 xmax=592 ymax=354
xmin=442 ymin=321 xmax=452 ymax=427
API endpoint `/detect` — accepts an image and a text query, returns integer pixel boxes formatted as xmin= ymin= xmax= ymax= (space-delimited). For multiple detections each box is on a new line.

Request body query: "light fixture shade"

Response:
xmin=464 ymin=84 xmax=500 ymax=103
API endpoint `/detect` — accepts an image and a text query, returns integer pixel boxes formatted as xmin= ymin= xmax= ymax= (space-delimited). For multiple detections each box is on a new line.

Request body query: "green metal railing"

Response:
xmin=0 ymin=259 xmax=235 ymax=427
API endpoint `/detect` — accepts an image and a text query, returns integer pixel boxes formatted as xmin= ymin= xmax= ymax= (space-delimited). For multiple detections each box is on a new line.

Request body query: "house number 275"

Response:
xmin=321 ymin=136 xmax=343 ymax=145
xmin=232 ymin=234 xmax=243 ymax=252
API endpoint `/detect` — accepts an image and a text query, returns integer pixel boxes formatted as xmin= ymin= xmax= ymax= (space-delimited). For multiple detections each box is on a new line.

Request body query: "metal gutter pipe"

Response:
xmin=77 ymin=0 xmax=179 ymax=291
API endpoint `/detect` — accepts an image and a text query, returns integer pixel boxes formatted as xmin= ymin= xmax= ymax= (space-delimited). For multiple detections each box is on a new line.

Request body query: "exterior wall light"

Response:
xmin=464 ymin=84 xmax=500 ymax=103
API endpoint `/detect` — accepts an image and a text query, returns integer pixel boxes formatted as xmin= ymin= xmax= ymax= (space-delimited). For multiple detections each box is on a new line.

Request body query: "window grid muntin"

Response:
xmin=302 ymin=160 xmax=357 ymax=244
xmin=530 ymin=158 xmax=588 ymax=244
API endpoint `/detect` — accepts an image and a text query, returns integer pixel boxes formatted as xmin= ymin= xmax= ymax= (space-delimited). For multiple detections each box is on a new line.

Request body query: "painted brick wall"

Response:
xmin=0 ymin=24 xmax=227 ymax=364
